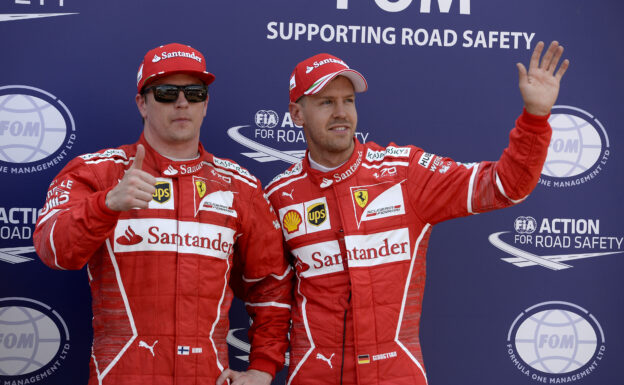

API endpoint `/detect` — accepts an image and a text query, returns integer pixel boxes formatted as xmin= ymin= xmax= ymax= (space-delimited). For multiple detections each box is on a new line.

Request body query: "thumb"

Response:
xmin=517 ymin=62 xmax=528 ymax=86
xmin=215 ymin=369 xmax=230 ymax=385
xmin=131 ymin=144 xmax=145 ymax=170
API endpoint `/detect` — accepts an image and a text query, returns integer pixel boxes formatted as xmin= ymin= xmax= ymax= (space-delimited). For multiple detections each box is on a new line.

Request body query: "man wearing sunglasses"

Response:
xmin=264 ymin=42 xmax=569 ymax=384
xmin=34 ymin=43 xmax=292 ymax=385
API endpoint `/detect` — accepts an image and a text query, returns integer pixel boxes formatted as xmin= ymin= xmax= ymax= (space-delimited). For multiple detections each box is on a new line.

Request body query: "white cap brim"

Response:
xmin=304 ymin=69 xmax=368 ymax=96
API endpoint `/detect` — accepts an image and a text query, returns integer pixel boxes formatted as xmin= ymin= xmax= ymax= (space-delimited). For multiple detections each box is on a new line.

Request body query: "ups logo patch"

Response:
xmin=152 ymin=181 xmax=171 ymax=203
xmin=307 ymin=203 xmax=327 ymax=226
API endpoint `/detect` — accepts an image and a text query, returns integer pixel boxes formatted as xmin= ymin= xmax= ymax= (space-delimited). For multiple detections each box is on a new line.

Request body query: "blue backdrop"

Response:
xmin=1 ymin=1 xmax=622 ymax=384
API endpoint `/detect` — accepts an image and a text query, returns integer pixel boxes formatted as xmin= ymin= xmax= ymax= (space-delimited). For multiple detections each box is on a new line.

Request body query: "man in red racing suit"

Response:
xmin=33 ymin=43 xmax=292 ymax=385
xmin=265 ymin=44 xmax=569 ymax=385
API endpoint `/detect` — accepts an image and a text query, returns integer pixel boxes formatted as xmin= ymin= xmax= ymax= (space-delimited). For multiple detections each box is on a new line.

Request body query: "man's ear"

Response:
xmin=136 ymin=93 xmax=147 ymax=119
xmin=202 ymin=93 xmax=209 ymax=117
xmin=289 ymin=101 xmax=304 ymax=126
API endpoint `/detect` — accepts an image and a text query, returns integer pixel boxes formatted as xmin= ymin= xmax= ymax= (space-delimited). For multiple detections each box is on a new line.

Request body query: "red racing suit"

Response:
xmin=264 ymin=110 xmax=551 ymax=385
xmin=34 ymin=135 xmax=293 ymax=385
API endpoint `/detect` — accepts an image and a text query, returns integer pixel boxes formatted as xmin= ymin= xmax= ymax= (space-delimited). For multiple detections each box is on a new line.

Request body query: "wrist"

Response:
xmin=100 ymin=188 xmax=121 ymax=215
xmin=524 ymin=105 xmax=550 ymax=117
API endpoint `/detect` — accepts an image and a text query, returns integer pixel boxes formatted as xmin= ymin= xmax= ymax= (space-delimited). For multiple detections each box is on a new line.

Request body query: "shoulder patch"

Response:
xmin=266 ymin=161 xmax=304 ymax=188
xmin=212 ymin=156 xmax=257 ymax=182
xmin=79 ymin=149 xmax=127 ymax=161
xmin=365 ymin=146 xmax=411 ymax=162
xmin=417 ymin=152 xmax=435 ymax=168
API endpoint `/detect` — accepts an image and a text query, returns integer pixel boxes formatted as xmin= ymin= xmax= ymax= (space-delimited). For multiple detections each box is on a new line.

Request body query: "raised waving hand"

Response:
xmin=517 ymin=40 xmax=570 ymax=116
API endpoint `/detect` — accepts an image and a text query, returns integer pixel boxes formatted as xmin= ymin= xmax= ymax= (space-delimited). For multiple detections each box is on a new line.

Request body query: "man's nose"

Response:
xmin=333 ymin=101 xmax=347 ymax=117
xmin=174 ymin=90 xmax=189 ymax=107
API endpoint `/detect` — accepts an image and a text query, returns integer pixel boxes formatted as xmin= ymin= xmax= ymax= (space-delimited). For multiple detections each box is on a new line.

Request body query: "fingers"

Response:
xmin=130 ymin=144 xmax=145 ymax=170
xmin=130 ymin=183 xmax=156 ymax=207
xmin=215 ymin=370 xmax=227 ymax=385
xmin=531 ymin=41 xmax=568 ymax=78
xmin=127 ymin=145 xmax=156 ymax=186
xmin=529 ymin=41 xmax=544 ymax=71
xmin=106 ymin=175 xmax=155 ymax=211
xmin=104 ymin=146 xmax=156 ymax=211
xmin=133 ymin=169 xmax=157 ymax=187
xmin=122 ymin=145 xmax=155 ymax=208
xmin=546 ymin=44 xmax=564 ymax=74
xmin=216 ymin=369 xmax=238 ymax=385
xmin=538 ymin=41 xmax=558 ymax=71
xmin=555 ymin=58 xmax=570 ymax=81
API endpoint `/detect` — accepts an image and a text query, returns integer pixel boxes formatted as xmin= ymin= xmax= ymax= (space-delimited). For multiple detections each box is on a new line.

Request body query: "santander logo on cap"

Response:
xmin=307 ymin=57 xmax=349 ymax=73
xmin=289 ymin=53 xmax=367 ymax=102
xmin=137 ymin=43 xmax=215 ymax=93
xmin=153 ymin=49 xmax=203 ymax=63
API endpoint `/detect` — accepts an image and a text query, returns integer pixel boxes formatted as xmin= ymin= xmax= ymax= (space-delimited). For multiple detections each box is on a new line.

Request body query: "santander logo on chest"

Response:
xmin=291 ymin=228 xmax=412 ymax=277
xmin=114 ymin=218 xmax=236 ymax=260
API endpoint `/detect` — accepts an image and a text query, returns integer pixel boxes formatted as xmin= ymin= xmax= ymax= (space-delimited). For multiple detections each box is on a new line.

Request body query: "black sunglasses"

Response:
xmin=142 ymin=84 xmax=208 ymax=103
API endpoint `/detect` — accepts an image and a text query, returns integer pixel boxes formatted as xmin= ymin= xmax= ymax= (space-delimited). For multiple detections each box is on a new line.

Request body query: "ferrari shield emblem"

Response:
xmin=354 ymin=189 xmax=368 ymax=208
xmin=195 ymin=180 xmax=207 ymax=198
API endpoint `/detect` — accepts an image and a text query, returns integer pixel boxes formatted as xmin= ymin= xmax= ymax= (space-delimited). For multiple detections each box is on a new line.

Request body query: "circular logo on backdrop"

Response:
xmin=539 ymin=106 xmax=609 ymax=188
xmin=0 ymin=86 xmax=77 ymax=174
xmin=255 ymin=110 xmax=279 ymax=129
xmin=514 ymin=216 xmax=537 ymax=234
xmin=0 ymin=297 xmax=71 ymax=383
xmin=506 ymin=301 xmax=605 ymax=383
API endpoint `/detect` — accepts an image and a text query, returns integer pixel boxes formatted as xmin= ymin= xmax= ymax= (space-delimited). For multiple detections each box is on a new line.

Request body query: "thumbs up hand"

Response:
xmin=105 ymin=144 xmax=157 ymax=211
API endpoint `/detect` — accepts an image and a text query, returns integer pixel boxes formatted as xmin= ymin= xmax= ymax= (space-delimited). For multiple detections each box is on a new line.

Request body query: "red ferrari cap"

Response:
xmin=289 ymin=53 xmax=367 ymax=103
xmin=136 ymin=43 xmax=215 ymax=93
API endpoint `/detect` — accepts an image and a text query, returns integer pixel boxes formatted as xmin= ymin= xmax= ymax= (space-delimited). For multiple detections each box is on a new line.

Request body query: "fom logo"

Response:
xmin=335 ymin=0 xmax=471 ymax=14
xmin=0 ymin=297 xmax=71 ymax=383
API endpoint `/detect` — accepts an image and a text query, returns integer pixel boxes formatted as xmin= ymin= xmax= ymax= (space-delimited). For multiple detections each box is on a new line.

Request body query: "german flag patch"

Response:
xmin=358 ymin=354 xmax=370 ymax=364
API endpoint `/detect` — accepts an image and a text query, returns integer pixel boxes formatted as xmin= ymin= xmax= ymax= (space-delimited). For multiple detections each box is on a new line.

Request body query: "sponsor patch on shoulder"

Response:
xmin=213 ymin=156 xmax=256 ymax=181
xmin=417 ymin=152 xmax=435 ymax=169
xmin=80 ymin=149 xmax=127 ymax=161
xmin=267 ymin=162 xmax=303 ymax=187
xmin=365 ymin=146 xmax=411 ymax=162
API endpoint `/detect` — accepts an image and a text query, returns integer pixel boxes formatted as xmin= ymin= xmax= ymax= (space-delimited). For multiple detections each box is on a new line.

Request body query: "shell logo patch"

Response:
xmin=278 ymin=197 xmax=331 ymax=240
xmin=283 ymin=210 xmax=303 ymax=234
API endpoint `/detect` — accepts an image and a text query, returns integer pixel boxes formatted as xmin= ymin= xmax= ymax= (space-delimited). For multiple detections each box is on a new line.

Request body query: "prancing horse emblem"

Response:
xmin=354 ymin=189 xmax=368 ymax=208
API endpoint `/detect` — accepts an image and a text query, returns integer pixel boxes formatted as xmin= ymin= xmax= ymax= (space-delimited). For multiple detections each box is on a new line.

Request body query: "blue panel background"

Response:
xmin=1 ymin=1 xmax=622 ymax=384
